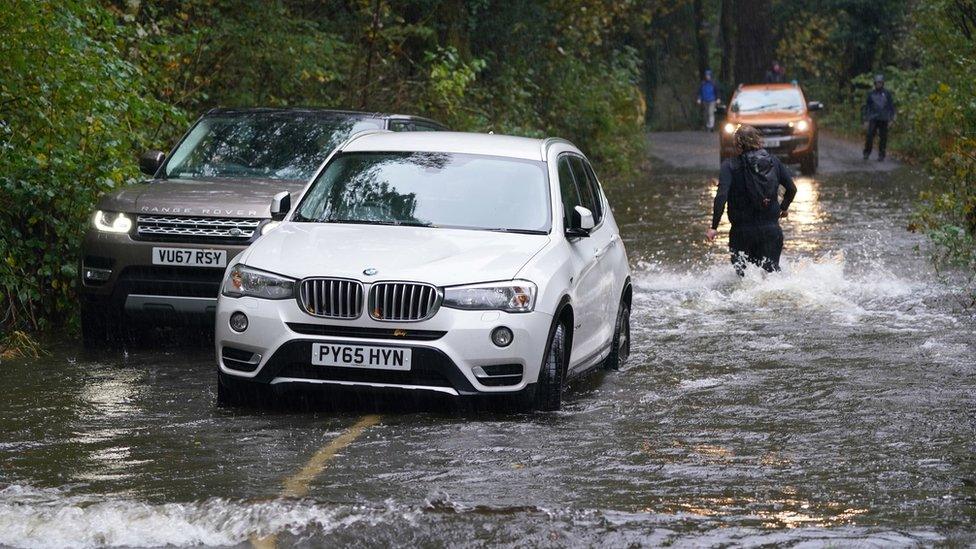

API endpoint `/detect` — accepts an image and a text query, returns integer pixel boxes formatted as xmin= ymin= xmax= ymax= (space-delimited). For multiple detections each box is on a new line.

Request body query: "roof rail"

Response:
xmin=540 ymin=137 xmax=579 ymax=159
xmin=338 ymin=129 xmax=391 ymax=151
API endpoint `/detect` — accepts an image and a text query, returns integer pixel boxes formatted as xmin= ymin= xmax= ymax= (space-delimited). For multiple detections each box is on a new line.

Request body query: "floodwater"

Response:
xmin=2 ymin=133 xmax=974 ymax=547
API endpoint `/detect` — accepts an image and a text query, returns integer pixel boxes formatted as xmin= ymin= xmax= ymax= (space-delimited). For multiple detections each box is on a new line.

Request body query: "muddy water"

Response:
xmin=1 ymin=153 xmax=975 ymax=547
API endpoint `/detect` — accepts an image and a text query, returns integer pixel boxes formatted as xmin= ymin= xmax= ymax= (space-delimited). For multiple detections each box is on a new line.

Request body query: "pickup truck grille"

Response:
xmin=758 ymin=125 xmax=792 ymax=137
xmin=298 ymin=278 xmax=365 ymax=319
xmin=136 ymin=215 xmax=260 ymax=240
xmin=368 ymin=282 xmax=440 ymax=322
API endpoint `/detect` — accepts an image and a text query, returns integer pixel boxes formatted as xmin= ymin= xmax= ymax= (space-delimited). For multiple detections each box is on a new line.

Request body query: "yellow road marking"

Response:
xmin=251 ymin=414 xmax=382 ymax=549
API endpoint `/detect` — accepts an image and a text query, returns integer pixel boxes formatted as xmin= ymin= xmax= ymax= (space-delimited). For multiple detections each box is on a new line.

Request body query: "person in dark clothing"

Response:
xmin=706 ymin=125 xmax=797 ymax=276
xmin=863 ymin=74 xmax=896 ymax=161
xmin=764 ymin=61 xmax=786 ymax=83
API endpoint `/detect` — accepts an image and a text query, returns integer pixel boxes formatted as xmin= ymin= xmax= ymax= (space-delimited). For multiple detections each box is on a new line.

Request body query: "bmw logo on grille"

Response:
xmin=363 ymin=268 xmax=379 ymax=276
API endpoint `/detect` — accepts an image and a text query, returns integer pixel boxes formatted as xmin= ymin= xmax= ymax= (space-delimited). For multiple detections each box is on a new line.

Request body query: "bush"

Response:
xmin=0 ymin=1 xmax=181 ymax=333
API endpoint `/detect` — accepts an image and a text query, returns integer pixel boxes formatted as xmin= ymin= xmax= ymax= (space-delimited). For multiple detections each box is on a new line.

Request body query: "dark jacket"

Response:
xmin=863 ymin=88 xmax=896 ymax=122
xmin=712 ymin=150 xmax=797 ymax=229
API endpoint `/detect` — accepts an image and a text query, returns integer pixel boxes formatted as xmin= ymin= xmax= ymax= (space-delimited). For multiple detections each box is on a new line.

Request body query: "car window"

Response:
xmin=568 ymin=156 xmax=600 ymax=224
xmin=557 ymin=156 xmax=582 ymax=229
xmin=388 ymin=121 xmax=415 ymax=132
xmin=581 ymin=159 xmax=605 ymax=223
xmin=295 ymin=152 xmax=551 ymax=233
xmin=412 ymin=122 xmax=442 ymax=132
xmin=164 ymin=114 xmax=383 ymax=181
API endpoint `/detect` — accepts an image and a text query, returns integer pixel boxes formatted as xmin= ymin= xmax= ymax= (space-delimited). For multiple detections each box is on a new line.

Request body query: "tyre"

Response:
xmin=216 ymin=371 xmax=263 ymax=408
xmin=81 ymin=301 xmax=114 ymax=349
xmin=604 ymin=299 xmax=631 ymax=370
xmin=800 ymin=142 xmax=819 ymax=175
xmin=534 ymin=319 xmax=569 ymax=411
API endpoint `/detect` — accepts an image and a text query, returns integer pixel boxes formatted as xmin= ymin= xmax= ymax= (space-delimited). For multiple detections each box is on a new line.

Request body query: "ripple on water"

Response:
xmin=0 ymin=485 xmax=954 ymax=548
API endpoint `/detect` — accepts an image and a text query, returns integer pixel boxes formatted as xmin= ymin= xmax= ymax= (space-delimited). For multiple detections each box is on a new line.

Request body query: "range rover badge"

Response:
xmin=363 ymin=268 xmax=378 ymax=276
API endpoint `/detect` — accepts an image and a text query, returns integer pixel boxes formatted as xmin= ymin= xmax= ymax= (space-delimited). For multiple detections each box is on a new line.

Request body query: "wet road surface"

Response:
xmin=2 ymin=132 xmax=975 ymax=547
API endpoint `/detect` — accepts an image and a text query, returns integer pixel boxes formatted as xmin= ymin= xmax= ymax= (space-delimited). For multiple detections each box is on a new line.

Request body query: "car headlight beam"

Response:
xmin=795 ymin=120 xmax=810 ymax=132
xmin=442 ymin=280 xmax=537 ymax=313
xmin=93 ymin=211 xmax=132 ymax=233
xmin=221 ymin=263 xmax=296 ymax=300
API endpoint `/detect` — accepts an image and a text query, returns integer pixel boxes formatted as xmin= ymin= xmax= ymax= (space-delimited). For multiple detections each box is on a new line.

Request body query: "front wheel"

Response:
xmin=534 ymin=320 xmax=569 ymax=411
xmin=81 ymin=302 xmax=116 ymax=349
xmin=216 ymin=371 xmax=265 ymax=408
xmin=604 ymin=300 xmax=631 ymax=370
xmin=799 ymin=143 xmax=819 ymax=175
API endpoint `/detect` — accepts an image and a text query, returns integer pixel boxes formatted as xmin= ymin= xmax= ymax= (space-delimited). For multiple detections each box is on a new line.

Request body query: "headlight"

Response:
xmin=442 ymin=280 xmax=537 ymax=313
xmin=221 ymin=263 xmax=295 ymax=299
xmin=260 ymin=221 xmax=280 ymax=235
xmin=794 ymin=120 xmax=810 ymax=132
xmin=724 ymin=123 xmax=737 ymax=135
xmin=93 ymin=211 xmax=132 ymax=233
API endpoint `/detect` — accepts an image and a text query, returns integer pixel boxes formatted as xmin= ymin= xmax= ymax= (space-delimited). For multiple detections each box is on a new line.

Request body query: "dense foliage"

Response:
xmin=899 ymin=0 xmax=976 ymax=274
xmin=0 ymin=2 xmax=180 ymax=333
xmin=1 ymin=0 xmax=647 ymax=337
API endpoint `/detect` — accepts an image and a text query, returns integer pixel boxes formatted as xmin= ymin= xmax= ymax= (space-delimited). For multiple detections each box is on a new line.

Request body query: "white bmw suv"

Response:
xmin=214 ymin=131 xmax=631 ymax=411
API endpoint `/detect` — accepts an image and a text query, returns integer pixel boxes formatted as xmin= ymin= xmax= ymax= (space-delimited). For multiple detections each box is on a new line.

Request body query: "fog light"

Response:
xmin=229 ymin=311 xmax=248 ymax=333
xmin=491 ymin=326 xmax=513 ymax=347
xmin=83 ymin=267 xmax=112 ymax=282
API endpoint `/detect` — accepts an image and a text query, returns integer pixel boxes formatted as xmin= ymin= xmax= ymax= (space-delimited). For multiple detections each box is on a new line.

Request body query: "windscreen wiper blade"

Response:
xmin=484 ymin=228 xmax=548 ymax=235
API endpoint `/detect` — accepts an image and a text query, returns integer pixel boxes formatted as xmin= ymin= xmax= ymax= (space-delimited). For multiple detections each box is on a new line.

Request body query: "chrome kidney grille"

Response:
xmin=368 ymin=282 xmax=440 ymax=322
xmin=298 ymin=278 xmax=365 ymax=319
xmin=136 ymin=215 xmax=260 ymax=240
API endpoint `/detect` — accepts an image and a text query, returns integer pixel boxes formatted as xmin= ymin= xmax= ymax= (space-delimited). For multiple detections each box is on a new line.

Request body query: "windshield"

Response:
xmin=733 ymin=89 xmax=805 ymax=113
xmin=294 ymin=152 xmax=551 ymax=233
xmin=163 ymin=114 xmax=383 ymax=181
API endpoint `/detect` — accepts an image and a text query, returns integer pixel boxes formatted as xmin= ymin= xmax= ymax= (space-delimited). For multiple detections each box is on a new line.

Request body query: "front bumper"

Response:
xmin=215 ymin=295 xmax=554 ymax=396
xmin=79 ymin=230 xmax=249 ymax=320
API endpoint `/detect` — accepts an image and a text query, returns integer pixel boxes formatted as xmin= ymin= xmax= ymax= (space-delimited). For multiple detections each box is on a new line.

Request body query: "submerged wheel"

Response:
xmin=534 ymin=320 xmax=569 ymax=411
xmin=800 ymin=143 xmax=819 ymax=175
xmin=81 ymin=302 xmax=115 ymax=349
xmin=216 ymin=371 xmax=263 ymax=408
xmin=604 ymin=299 xmax=631 ymax=370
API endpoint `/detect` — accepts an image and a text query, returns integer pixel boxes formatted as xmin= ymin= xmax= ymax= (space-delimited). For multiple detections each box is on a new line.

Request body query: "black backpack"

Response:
xmin=735 ymin=150 xmax=778 ymax=210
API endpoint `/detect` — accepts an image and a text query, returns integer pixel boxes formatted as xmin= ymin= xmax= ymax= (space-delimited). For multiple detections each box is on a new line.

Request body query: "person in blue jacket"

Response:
xmin=697 ymin=69 xmax=719 ymax=132
xmin=863 ymin=74 xmax=896 ymax=161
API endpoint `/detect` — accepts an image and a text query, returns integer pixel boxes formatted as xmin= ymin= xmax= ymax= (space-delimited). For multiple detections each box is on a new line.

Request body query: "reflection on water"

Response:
xmin=72 ymin=369 xmax=145 ymax=484
xmin=786 ymin=176 xmax=828 ymax=254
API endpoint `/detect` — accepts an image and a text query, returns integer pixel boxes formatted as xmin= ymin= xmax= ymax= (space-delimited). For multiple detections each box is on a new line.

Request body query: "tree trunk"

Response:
xmin=732 ymin=0 xmax=772 ymax=85
xmin=359 ymin=0 xmax=382 ymax=109
xmin=692 ymin=0 xmax=708 ymax=79
xmin=719 ymin=0 xmax=734 ymax=99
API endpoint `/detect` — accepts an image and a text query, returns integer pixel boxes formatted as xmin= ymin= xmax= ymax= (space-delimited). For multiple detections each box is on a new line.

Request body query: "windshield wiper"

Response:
xmin=484 ymin=228 xmax=548 ymax=235
xmin=323 ymin=218 xmax=434 ymax=227
xmin=741 ymin=103 xmax=777 ymax=112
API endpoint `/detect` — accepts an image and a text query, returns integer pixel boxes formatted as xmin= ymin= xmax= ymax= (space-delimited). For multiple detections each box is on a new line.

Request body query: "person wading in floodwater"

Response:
xmin=706 ymin=125 xmax=797 ymax=276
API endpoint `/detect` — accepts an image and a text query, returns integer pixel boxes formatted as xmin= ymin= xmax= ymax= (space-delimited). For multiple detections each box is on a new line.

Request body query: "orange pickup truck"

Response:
xmin=717 ymin=83 xmax=823 ymax=175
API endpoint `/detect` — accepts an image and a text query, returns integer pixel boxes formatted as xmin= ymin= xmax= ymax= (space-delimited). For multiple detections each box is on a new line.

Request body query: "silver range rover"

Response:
xmin=79 ymin=108 xmax=445 ymax=347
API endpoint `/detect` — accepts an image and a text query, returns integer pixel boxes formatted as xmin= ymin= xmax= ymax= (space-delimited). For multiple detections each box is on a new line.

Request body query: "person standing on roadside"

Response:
xmin=863 ymin=74 xmax=896 ymax=161
xmin=764 ymin=61 xmax=786 ymax=83
xmin=697 ymin=69 xmax=719 ymax=132
xmin=706 ymin=125 xmax=797 ymax=276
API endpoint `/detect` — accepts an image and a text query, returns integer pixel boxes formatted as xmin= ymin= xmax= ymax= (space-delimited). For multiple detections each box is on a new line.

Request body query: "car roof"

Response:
xmin=204 ymin=107 xmax=444 ymax=127
xmin=736 ymin=83 xmax=802 ymax=92
xmin=342 ymin=131 xmax=553 ymax=161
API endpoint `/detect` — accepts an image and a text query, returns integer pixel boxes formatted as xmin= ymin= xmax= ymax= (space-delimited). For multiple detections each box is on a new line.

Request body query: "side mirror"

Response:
xmin=270 ymin=191 xmax=291 ymax=221
xmin=807 ymin=101 xmax=824 ymax=112
xmin=567 ymin=205 xmax=595 ymax=237
xmin=139 ymin=150 xmax=166 ymax=176
xmin=715 ymin=104 xmax=727 ymax=116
